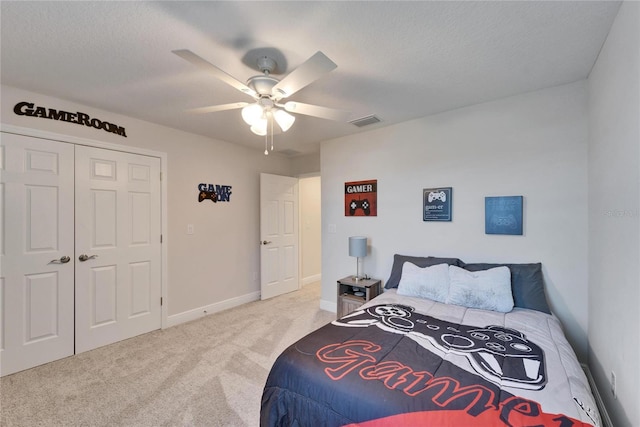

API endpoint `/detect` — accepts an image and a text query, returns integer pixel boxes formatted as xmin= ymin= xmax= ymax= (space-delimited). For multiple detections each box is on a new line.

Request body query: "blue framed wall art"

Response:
xmin=485 ymin=196 xmax=523 ymax=235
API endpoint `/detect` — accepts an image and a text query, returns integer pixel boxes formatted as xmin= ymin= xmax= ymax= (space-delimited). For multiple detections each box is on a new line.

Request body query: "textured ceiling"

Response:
xmin=1 ymin=1 xmax=620 ymax=156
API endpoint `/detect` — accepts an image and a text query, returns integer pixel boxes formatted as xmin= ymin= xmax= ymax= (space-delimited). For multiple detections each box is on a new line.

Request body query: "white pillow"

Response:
xmin=397 ymin=262 xmax=449 ymax=303
xmin=446 ymin=265 xmax=514 ymax=312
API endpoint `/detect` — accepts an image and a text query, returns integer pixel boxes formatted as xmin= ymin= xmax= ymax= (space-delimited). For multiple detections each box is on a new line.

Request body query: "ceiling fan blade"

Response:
xmin=283 ymin=101 xmax=351 ymax=122
xmin=173 ymin=49 xmax=257 ymax=98
xmin=272 ymin=51 xmax=337 ymax=99
xmin=187 ymin=102 xmax=249 ymax=114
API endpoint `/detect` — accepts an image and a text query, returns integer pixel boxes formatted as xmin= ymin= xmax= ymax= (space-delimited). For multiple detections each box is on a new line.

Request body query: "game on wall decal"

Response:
xmin=198 ymin=183 xmax=232 ymax=203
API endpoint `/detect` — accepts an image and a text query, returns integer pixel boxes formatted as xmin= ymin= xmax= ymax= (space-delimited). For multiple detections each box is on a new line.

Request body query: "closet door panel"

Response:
xmin=0 ymin=133 xmax=75 ymax=376
xmin=75 ymin=146 xmax=161 ymax=353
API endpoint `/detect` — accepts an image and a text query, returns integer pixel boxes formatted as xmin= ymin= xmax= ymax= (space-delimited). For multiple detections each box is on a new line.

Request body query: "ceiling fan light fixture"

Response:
xmin=250 ymin=118 xmax=268 ymax=136
xmin=273 ymin=109 xmax=295 ymax=132
xmin=241 ymin=103 xmax=263 ymax=126
xmin=173 ymin=49 xmax=348 ymax=156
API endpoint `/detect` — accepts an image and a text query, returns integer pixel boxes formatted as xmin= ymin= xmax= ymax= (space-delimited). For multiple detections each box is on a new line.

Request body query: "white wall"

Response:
xmin=299 ymin=176 xmax=321 ymax=285
xmin=291 ymin=152 xmax=320 ymax=176
xmin=1 ymin=85 xmax=292 ymax=319
xmin=587 ymin=2 xmax=639 ymax=426
xmin=321 ymin=81 xmax=590 ymax=360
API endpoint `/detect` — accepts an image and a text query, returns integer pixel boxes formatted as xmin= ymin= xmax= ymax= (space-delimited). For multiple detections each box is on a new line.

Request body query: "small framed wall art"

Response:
xmin=485 ymin=196 xmax=523 ymax=235
xmin=423 ymin=187 xmax=452 ymax=221
xmin=345 ymin=179 xmax=377 ymax=216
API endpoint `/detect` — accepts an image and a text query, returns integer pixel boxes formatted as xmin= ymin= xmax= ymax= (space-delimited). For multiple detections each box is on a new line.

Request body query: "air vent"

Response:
xmin=349 ymin=115 xmax=381 ymax=127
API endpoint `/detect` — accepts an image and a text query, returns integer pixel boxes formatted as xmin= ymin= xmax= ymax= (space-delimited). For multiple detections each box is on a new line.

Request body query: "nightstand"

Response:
xmin=337 ymin=276 xmax=382 ymax=318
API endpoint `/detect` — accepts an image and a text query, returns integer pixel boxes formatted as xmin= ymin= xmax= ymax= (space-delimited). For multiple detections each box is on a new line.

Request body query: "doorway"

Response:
xmin=299 ymin=175 xmax=321 ymax=286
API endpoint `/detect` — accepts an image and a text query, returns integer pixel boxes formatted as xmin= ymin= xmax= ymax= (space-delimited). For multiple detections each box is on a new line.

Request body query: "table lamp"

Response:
xmin=349 ymin=236 xmax=367 ymax=282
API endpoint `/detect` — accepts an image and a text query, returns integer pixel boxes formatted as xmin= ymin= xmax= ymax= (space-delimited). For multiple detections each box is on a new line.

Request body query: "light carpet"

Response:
xmin=0 ymin=282 xmax=335 ymax=427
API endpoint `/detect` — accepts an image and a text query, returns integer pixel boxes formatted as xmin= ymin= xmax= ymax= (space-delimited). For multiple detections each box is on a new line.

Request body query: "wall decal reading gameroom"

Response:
xmin=13 ymin=101 xmax=127 ymax=137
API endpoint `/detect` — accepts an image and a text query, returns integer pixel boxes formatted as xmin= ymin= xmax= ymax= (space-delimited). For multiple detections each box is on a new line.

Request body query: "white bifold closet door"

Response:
xmin=74 ymin=145 xmax=161 ymax=354
xmin=1 ymin=134 xmax=162 ymax=376
xmin=0 ymin=134 xmax=76 ymax=376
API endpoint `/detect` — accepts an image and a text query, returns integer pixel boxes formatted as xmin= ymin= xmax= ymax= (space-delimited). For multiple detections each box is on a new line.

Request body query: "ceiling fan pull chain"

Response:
xmin=270 ymin=114 xmax=274 ymax=152
xmin=264 ymin=132 xmax=268 ymax=155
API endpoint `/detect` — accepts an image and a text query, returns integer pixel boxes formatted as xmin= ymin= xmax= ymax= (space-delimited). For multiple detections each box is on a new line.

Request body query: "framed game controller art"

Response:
xmin=345 ymin=179 xmax=377 ymax=216
xmin=423 ymin=187 xmax=452 ymax=221
xmin=485 ymin=196 xmax=523 ymax=235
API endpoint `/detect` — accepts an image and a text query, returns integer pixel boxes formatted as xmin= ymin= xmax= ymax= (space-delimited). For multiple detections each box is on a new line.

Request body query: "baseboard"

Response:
xmin=320 ymin=299 xmax=337 ymax=313
xmin=581 ymin=363 xmax=613 ymax=427
xmin=166 ymin=291 xmax=261 ymax=328
xmin=302 ymin=274 xmax=321 ymax=286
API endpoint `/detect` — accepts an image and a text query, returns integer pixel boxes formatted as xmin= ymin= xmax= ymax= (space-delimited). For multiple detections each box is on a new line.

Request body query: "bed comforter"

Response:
xmin=261 ymin=290 xmax=600 ymax=427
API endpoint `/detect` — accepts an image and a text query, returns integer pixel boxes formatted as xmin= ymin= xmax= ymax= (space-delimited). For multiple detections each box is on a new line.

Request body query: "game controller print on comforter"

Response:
xmin=260 ymin=290 xmax=601 ymax=427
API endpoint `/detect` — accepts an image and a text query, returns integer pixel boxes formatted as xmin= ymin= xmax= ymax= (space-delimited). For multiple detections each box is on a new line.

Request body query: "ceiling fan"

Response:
xmin=173 ymin=49 xmax=350 ymax=153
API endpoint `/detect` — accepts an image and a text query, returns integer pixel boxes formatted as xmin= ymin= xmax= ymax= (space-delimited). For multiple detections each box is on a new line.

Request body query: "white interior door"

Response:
xmin=0 ymin=133 xmax=75 ymax=376
xmin=74 ymin=146 xmax=161 ymax=353
xmin=260 ymin=173 xmax=299 ymax=300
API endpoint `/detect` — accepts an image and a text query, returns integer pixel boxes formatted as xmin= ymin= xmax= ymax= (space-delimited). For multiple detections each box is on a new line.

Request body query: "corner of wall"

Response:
xmin=586 ymin=2 xmax=640 ymax=426
xmin=291 ymin=151 xmax=320 ymax=176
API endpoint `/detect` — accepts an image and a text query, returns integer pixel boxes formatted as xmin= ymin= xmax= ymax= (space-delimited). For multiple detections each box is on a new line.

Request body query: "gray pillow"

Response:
xmin=385 ymin=254 xmax=463 ymax=289
xmin=460 ymin=262 xmax=550 ymax=314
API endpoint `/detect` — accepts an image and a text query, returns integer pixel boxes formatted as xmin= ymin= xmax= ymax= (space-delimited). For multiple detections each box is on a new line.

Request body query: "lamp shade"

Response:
xmin=273 ymin=109 xmax=295 ymax=132
xmin=250 ymin=117 xmax=268 ymax=136
xmin=241 ymin=103 xmax=263 ymax=126
xmin=349 ymin=236 xmax=367 ymax=258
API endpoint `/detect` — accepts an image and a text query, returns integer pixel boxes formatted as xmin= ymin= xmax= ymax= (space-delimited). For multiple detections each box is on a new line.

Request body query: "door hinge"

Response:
xmin=160 ymin=172 xmax=162 ymax=181
xmin=160 ymin=297 xmax=163 ymax=306
xmin=160 ymin=234 xmax=163 ymax=243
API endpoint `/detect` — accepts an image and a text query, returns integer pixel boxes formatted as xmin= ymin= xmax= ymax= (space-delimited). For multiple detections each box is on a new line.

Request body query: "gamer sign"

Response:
xmin=345 ymin=179 xmax=377 ymax=216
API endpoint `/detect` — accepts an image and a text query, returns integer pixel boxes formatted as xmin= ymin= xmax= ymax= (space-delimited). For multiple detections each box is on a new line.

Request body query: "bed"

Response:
xmin=261 ymin=256 xmax=601 ymax=427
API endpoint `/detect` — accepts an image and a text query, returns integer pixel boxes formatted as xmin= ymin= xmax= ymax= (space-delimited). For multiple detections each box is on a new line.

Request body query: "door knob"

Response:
xmin=261 ymin=240 xmax=272 ymax=245
xmin=49 ymin=256 xmax=71 ymax=264
xmin=79 ymin=254 xmax=98 ymax=262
